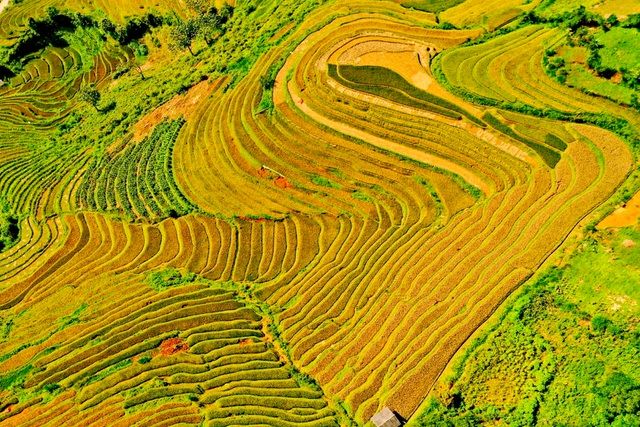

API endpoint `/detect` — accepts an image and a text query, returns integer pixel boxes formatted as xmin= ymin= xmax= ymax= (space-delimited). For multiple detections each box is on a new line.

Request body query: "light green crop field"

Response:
xmin=596 ymin=27 xmax=640 ymax=71
xmin=0 ymin=0 xmax=638 ymax=426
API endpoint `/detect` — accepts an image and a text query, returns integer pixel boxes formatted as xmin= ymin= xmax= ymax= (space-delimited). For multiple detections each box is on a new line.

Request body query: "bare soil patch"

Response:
xmin=158 ymin=337 xmax=189 ymax=356
xmin=132 ymin=78 xmax=224 ymax=141
xmin=598 ymin=190 xmax=640 ymax=228
xmin=274 ymin=176 xmax=293 ymax=189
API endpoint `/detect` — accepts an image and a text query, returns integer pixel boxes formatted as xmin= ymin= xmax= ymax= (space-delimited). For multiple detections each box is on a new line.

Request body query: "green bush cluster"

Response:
xmin=146 ymin=268 xmax=199 ymax=292
xmin=0 ymin=198 xmax=19 ymax=253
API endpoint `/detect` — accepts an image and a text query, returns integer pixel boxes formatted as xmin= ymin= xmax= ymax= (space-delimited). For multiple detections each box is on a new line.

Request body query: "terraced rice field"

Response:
xmin=0 ymin=0 xmax=638 ymax=425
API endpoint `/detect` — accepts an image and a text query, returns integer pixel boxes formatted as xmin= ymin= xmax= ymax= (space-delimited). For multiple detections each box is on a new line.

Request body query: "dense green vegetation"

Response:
xmin=76 ymin=119 xmax=195 ymax=221
xmin=534 ymin=6 xmax=640 ymax=108
xmin=413 ymin=226 xmax=640 ymax=426
xmin=0 ymin=197 xmax=18 ymax=252
xmin=596 ymin=27 xmax=640 ymax=74
xmin=147 ymin=268 xmax=198 ymax=291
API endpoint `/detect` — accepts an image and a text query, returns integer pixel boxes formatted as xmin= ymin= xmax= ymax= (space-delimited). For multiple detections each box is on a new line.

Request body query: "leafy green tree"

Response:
xmin=197 ymin=13 xmax=222 ymax=46
xmin=129 ymin=40 xmax=148 ymax=79
xmin=169 ymin=18 xmax=198 ymax=55
xmin=622 ymin=14 xmax=640 ymax=29
xmin=604 ymin=14 xmax=619 ymax=31
xmin=79 ymin=84 xmax=101 ymax=110
xmin=219 ymin=4 xmax=233 ymax=22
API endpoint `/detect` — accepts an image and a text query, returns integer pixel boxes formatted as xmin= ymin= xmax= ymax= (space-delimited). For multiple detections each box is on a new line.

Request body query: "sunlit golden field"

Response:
xmin=0 ymin=0 xmax=638 ymax=425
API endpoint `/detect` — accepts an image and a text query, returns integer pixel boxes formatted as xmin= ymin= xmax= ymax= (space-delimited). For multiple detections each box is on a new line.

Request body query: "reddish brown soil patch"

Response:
xmin=238 ymin=338 xmax=253 ymax=347
xmin=131 ymin=78 xmax=225 ymax=142
xmin=274 ymin=176 xmax=293 ymax=189
xmin=611 ymin=72 xmax=623 ymax=84
xmin=158 ymin=337 xmax=189 ymax=356
xmin=258 ymin=166 xmax=270 ymax=178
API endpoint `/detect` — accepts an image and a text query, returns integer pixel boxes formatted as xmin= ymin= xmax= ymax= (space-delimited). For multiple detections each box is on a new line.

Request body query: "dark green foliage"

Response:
xmin=0 ymin=8 xmax=84 ymax=72
xmin=603 ymin=14 xmax=619 ymax=31
xmin=523 ymin=6 xmax=603 ymax=31
xmin=0 ymin=365 xmax=33 ymax=391
xmin=436 ymin=22 xmax=458 ymax=30
xmin=169 ymin=18 xmax=199 ymax=55
xmin=100 ymin=13 xmax=162 ymax=45
xmin=483 ymin=112 xmax=561 ymax=168
xmin=543 ymin=54 xmax=568 ymax=83
xmin=79 ymin=84 xmax=101 ymax=110
xmin=0 ymin=197 xmax=19 ymax=253
xmin=621 ymin=14 xmax=640 ymax=29
xmin=590 ymin=314 xmax=622 ymax=335
xmin=138 ymin=356 xmax=152 ymax=364
xmin=43 ymin=383 xmax=61 ymax=393
xmin=597 ymin=372 xmax=640 ymax=422
xmin=115 ymin=17 xmax=150 ymax=45
xmin=169 ymin=5 xmax=233 ymax=54
xmin=328 ymin=64 xmax=484 ymax=126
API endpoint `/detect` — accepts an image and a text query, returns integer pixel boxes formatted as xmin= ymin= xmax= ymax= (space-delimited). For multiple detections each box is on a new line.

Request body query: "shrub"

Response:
xmin=147 ymin=268 xmax=198 ymax=291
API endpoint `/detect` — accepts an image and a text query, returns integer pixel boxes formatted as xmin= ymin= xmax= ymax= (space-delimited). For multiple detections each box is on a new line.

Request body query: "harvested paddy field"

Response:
xmin=0 ymin=0 xmax=638 ymax=426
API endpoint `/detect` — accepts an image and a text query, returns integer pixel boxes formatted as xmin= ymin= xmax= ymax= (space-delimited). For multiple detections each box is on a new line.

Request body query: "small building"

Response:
xmin=371 ymin=407 xmax=402 ymax=427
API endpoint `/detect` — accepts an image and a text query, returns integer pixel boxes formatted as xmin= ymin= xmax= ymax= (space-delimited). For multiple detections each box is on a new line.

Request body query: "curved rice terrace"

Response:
xmin=0 ymin=0 xmax=638 ymax=426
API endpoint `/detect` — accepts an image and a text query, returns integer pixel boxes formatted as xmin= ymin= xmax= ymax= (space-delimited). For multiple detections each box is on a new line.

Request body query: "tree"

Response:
xmin=169 ymin=18 xmax=198 ymax=55
xmin=196 ymin=13 xmax=221 ymax=46
xmin=631 ymin=94 xmax=640 ymax=113
xmin=79 ymin=84 xmax=101 ymax=110
xmin=219 ymin=4 xmax=233 ymax=23
xmin=621 ymin=13 xmax=640 ymax=29
xmin=604 ymin=14 xmax=619 ymax=31
xmin=129 ymin=40 xmax=148 ymax=79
